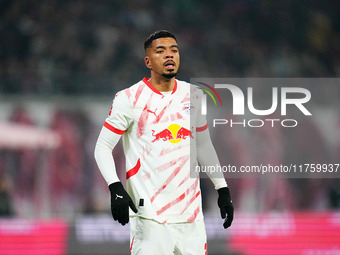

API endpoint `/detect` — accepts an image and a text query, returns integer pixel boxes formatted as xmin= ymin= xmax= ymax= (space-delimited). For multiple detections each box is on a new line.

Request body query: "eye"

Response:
xmin=156 ymin=50 xmax=164 ymax=54
xmin=172 ymin=49 xmax=178 ymax=53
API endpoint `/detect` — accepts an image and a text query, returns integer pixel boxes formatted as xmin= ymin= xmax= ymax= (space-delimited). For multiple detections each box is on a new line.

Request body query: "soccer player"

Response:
xmin=94 ymin=30 xmax=233 ymax=254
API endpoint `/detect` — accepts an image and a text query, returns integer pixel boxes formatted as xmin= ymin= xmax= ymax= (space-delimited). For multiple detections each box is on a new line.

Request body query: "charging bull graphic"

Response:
xmin=152 ymin=124 xmax=193 ymax=143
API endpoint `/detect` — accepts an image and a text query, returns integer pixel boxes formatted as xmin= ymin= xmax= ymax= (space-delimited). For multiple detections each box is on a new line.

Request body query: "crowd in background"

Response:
xmin=0 ymin=0 xmax=339 ymax=95
xmin=0 ymin=0 xmax=339 ymax=218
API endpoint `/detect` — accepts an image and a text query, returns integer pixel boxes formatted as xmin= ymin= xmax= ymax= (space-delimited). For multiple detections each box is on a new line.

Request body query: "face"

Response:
xmin=145 ymin=37 xmax=180 ymax=80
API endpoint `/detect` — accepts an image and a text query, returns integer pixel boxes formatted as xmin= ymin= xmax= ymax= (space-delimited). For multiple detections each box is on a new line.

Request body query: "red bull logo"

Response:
xmin=152 ymin=124 xmax=193 ymax=143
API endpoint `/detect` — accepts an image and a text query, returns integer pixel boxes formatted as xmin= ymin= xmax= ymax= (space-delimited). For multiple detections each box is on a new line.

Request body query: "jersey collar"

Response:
xmin=143 ymin=77 xmax=177 ymax=95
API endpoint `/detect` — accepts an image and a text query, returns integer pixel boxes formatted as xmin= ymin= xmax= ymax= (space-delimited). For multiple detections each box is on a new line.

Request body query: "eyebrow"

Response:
xmin=155 ymin=45 xmax=179 ymax=50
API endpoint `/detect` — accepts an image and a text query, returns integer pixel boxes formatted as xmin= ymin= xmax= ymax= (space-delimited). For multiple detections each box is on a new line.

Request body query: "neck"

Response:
xmin=149 ymin=74 xmax=175 ymax=92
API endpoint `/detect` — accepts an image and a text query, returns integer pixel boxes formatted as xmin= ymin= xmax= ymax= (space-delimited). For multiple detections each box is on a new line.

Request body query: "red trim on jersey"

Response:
xmin=196 ymin=123 xmax=208 ymax=132
xmin=103 ymin=122 xmax=125 ymax=135
xmin=143 ymin=77 xmax=177 ymax=95
xmin=130 ymin=235 xmax=135 ymax=252
xmin=171 ymin=80 xmax=177 ymax=94
xmin=126 ymin=158 xmax=141 ymax=180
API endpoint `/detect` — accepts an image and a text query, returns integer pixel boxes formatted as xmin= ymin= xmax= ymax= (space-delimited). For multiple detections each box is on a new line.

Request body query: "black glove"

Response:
xmin=109 ymin=182 xmax=138 ymax=225
xmin=217 ymin=187 xmax=234 ymax=229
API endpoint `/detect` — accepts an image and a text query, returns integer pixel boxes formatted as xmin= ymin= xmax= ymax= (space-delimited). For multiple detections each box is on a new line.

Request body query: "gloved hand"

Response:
xmin=109 ymin=182 xmax=138 ymax=225
xmin=217 ymin=187 xmax=234 ymax=229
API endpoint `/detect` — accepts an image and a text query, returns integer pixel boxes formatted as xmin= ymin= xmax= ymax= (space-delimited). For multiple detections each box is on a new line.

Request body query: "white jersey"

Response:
xmin=104 ymin=78 xmax=207 ymax=223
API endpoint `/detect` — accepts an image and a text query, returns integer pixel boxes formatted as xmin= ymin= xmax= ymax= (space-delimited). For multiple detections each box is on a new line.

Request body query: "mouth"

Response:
xmin=164 ymin=60 xmax=175 ymax=70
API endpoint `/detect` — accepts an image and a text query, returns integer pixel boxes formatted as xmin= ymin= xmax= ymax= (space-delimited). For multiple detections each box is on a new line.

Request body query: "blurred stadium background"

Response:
xmin=0 ymin=0 xmax=339 ymax=254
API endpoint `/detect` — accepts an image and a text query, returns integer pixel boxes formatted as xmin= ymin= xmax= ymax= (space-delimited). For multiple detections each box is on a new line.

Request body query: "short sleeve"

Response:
xmin=104 ymin=90 xmax=132 ymax=134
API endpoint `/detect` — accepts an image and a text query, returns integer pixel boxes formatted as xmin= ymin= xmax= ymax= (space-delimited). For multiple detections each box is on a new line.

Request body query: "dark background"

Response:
xmin=0 ymin=1 xmax=339 ymax=254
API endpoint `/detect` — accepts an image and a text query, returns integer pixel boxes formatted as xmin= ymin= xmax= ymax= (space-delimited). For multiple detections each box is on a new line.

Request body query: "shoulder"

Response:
xmin=178 ymin=80 xmax=204 ymax=100
xmin=114 ymin=79 xmax=146 ymax=103
xmin=176 ymin=79 xmax=202 ymax=94
xmin=176 ymin=79 xmax=201 ymax=90
xmin=126 ymin=79 xmax=146 ymax=94
xmin=176 ymin=79 xmax=191 ymax=88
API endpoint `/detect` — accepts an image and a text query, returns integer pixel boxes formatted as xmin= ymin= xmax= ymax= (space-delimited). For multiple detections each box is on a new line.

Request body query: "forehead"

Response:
xmin=151 ymin=37 xmax=178 ymax=49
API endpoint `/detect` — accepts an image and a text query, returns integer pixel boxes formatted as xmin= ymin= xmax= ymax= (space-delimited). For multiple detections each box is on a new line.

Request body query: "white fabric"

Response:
xmin=94 ymin=78 xmax=227 ymax=223
xmin=94 ymin=127 xmax=121 ymax=184
xmin=196 ymin=128 xmax=228 ymax=190
xmin=130 ymin=217 xmax=207 ymax=255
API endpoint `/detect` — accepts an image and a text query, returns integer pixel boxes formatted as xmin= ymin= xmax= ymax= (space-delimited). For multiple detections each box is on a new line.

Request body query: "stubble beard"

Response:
xmin=162 ymin=72 xmax=177 ymax=80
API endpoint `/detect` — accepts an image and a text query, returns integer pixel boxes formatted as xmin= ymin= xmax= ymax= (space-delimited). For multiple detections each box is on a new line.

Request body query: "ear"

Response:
xmin=144 ymin=56 xmax=152 ymax=69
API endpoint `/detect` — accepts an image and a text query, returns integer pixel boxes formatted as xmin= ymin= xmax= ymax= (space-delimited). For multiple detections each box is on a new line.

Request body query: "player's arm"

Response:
xmin=196 ymin=126 xmax=227 ymax=189
xmin=196 ymin=125 xmax=234 ymax=229
xmin=94 ymin=92 xmax=137 ymax=226
xmin=94 ymin=127 xmax=120 ymax=184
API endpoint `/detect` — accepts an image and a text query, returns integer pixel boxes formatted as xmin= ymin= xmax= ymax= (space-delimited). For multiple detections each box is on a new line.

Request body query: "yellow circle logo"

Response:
xmin=167 ymin=124 xmax=182 ymax=143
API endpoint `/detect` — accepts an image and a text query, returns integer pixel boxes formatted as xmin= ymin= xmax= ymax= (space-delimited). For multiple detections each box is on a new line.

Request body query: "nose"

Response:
xmin=165 ymin=50 xmax=174 ymax=58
